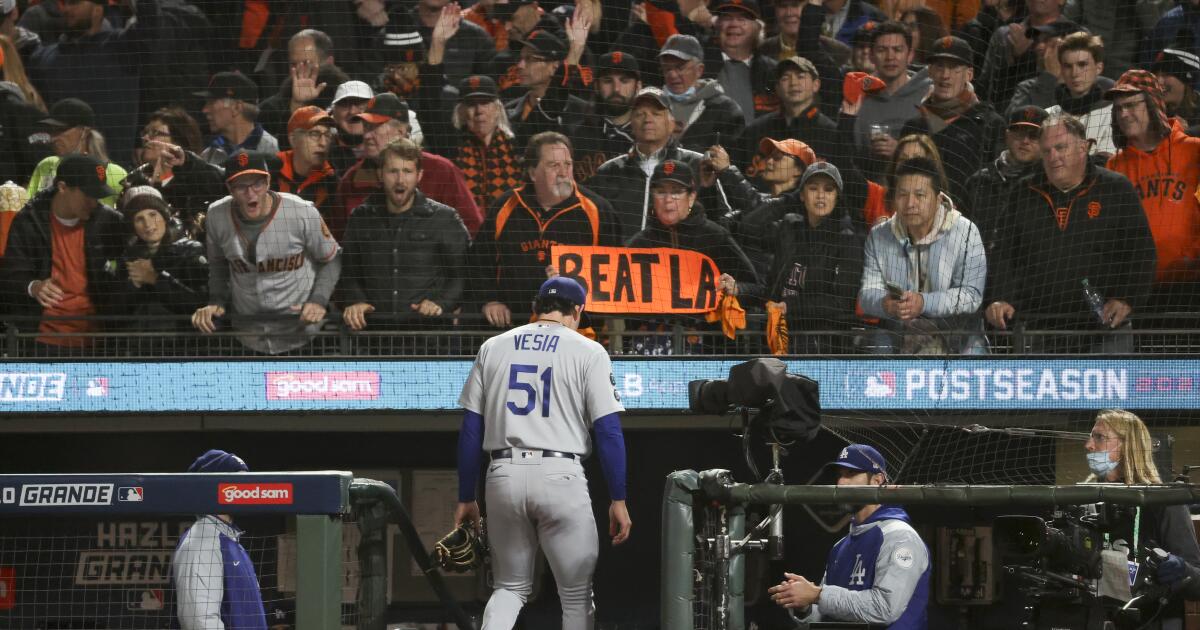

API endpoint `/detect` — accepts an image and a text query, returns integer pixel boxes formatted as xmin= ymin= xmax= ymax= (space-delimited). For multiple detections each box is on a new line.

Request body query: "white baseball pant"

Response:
xmin=482 ymin=450 xmax=598 ymax=630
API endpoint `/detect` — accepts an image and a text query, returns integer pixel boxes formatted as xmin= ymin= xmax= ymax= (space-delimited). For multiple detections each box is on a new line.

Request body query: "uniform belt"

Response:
xmin=491 ymin=448 xmax=577 ymax=460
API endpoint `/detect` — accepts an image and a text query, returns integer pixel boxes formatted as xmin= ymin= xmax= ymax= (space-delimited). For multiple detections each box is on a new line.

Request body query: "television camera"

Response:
xmin=995 ymin=504 xmax=1188 ymax=629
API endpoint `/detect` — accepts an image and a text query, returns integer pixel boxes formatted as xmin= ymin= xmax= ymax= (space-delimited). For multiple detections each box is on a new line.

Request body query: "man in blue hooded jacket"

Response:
xmin=769 ymin=444 xmax=930 ymax=629
xmin=173 ymin=449 xmax=268 ymax=630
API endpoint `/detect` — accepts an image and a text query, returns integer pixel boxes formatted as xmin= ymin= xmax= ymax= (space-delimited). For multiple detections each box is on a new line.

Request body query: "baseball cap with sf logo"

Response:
xmin=55 ymin=154 xmax=114 ymax=200
xmin=223 ymin=150 xmax=272 ymax=183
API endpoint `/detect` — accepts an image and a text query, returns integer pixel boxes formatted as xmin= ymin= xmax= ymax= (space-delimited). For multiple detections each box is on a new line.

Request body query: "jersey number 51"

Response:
xmin=507 ymin=364 xmax=553 ymax=417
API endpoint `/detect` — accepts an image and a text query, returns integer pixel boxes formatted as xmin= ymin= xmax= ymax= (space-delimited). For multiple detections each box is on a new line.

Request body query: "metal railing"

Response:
xmin=1 ymin=312 xmax=1197 ymax=359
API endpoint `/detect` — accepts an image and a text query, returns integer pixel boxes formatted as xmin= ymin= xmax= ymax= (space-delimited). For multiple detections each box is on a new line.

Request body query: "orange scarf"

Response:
xmin=765 ymin=301 xmax=789 ymax=355
xmin=704 ymin=291 xmax=746 ymax=339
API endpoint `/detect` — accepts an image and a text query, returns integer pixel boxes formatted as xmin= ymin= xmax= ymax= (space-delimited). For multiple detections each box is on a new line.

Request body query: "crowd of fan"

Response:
xmin=0 ymin=0 xmax=1195 ymax=356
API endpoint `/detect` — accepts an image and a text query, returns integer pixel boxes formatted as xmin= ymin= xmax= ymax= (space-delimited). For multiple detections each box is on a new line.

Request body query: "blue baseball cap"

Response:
xmin=188 ymin=449 xmax=249 ymax=473
xmin=538 ymin=277 xmax=587 ymax=306
xmin=824 ymin=444 xmax=887 ymax=475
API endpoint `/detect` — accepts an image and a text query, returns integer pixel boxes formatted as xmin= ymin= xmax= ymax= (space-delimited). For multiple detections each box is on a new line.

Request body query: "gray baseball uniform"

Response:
xmin=459 ymin=321 xmax=624 ymax=630
xmin=205 ymin=191 xmax=340 ymax=354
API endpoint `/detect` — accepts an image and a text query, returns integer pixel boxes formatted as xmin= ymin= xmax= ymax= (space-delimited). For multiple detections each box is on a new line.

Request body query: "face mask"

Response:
xmin=1087 ymin=451 xmax=1119 ymax=477
xmin=666 ymin=86 xmax=697 ymax=102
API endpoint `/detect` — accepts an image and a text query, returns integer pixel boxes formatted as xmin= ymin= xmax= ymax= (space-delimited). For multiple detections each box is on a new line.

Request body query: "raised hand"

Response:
xmin=432 ymin=3 xmax=462 ymax=45
xmin=291 ymin=61 xmax=328 ymax=105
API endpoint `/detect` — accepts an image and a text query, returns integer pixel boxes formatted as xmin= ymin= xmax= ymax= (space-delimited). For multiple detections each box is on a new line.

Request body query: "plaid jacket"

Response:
xmin=451 ymin=131 xmax=523 ymax=217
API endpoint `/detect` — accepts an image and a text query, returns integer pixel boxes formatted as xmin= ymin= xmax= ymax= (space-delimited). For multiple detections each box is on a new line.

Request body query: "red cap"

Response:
xmin=287 ymin=106 xmax=335 ymax=135
xmin=842 ymin=71 xmax=887 ymax=105
xmin=758 ymin=137 xmax=816 ymax=166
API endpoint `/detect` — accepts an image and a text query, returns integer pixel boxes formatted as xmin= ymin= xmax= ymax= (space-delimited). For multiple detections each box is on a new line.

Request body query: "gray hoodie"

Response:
xmin=853 ymin=69 xmax=932 ymax=149
xmin=667 ymin=78 xmax=729 ymax=130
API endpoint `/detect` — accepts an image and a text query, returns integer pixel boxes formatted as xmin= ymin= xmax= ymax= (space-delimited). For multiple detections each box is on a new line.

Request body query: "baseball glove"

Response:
xmin=434 ymin=521 xmax=487 ymax=573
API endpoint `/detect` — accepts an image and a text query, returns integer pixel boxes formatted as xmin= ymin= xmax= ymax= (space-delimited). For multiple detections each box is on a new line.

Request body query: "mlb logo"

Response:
xmin=118 ymin=487 xmax=143 ymax=502
xmin=863 ymin=372 xmax=896 ymax=398
xmin=86 ymin=378 xmax=109 ymax=397
xmin=127 ymin=589 xmax=163 ymax=611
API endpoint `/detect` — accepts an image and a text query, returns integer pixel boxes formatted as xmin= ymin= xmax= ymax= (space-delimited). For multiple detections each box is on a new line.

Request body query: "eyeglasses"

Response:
xmin=300 ymin=129 xmax=336 ymax=142
xmin=141 ymin=129 xmax=171 ymax=140
xmin=652 ymin=189 xmax=689 ymax=199
xmin=1088 ymin=432 xmax=1120 ymax=445
xmin=229 ymin=178 xmax=269 ymax=195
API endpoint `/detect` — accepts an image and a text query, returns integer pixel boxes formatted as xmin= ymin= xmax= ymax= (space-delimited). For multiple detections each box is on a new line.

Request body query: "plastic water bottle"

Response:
xmin=1081 ymin=278 xmax=1107 ymax=324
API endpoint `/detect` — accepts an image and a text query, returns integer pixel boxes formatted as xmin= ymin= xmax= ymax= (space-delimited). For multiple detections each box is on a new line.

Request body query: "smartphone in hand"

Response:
xmin=885 ymin=282 xmax=905 ymax=299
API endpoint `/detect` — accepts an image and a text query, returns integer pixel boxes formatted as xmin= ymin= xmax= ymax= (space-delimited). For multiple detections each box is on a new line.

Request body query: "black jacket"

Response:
xmin=731 ymin=105 xmax=839 ymax=173
xmin=768 ymin=211 xmax=864 ymax=334
xmin=707 ymin=52 xmax=779 ymax=125
xmin=28 ymin=0 xmax=161 ymax=163
xmin=992 ymin=164 xmax=1158 ymax=317
xmin=257 ymin=64 xmax=352 ymax=142
xmin=0 ymin=86 xmax=51 ymax=185
xmin=469 ymin=184 xmax=622 ymax=313
xmin=963 ymin=150 xmax=1040 ymax=298
xmin=125 ymin=150 xmax=226 ymax=241
xmin=1107 ymin=503 xmax=1200 ymax=628
xmin=584 ymin=140 xmax=759 ymax=242
xmin=1 ymin=189 xmax=127 ymax=319
xmin=569 ymin=114 xmax=634 ymax=183
xmin=626 ymin=205 xmax=763 ymax=303
xmin=504 ymin=64 xmax=594 ymax=148
xmin=670 ymin=79 xmax=747 ymax=154
xmin=410 ymin=6 xmax=496 ymax=86
xmin=118 ymin=235 xmax=208 ymax=328
xmin=340 ymin=191 xmax=470 ymax=318
xmin=901 ymin=100 xmax=1006 ymax=206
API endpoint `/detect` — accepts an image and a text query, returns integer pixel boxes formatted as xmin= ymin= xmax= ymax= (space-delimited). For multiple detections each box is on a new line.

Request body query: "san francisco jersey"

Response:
xmin=205 ymin=191 xmax=339 ymax=316
xmin=459 ymin=322 xmax=624 ymax=456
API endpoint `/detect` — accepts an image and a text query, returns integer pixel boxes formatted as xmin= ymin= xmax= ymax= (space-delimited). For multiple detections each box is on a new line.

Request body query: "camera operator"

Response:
xmin=1085 ymin=409 xmax=1200 ymax=628
xmin=768 ymin=444 xmax=930 ymax=628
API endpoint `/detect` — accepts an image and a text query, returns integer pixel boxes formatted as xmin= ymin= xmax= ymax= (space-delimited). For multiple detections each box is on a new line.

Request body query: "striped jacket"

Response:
xmin=860 ymin=195 xmax=987 ymax=352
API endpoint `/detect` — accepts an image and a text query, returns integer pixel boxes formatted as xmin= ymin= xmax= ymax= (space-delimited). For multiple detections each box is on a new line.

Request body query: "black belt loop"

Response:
xmin=491 ymin=448 xmax=577 ymax=460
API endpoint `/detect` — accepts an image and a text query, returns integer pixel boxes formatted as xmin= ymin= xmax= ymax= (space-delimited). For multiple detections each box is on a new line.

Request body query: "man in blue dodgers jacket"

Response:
xmin=769 ymin=444 xmax=930 ymax=629
xmin=173 ymin=449 xmax=268 ymax=630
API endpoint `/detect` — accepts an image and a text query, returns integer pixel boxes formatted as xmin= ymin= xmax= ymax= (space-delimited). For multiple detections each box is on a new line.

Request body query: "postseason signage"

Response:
xmin=0 ymin=359 xmax=1196 ymax=412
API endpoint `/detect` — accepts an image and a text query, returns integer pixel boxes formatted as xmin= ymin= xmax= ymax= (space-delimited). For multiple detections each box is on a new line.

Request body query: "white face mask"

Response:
xmin=1087 ymin=451 xmax=1119 ymax=477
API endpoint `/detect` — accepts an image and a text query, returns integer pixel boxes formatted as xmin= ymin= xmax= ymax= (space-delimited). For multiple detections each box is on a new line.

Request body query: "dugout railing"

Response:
xmin=2 ymin=312 xmax=1199 ymax=358
xmin=0 ymin=472 xmax=474 ymax=630
xmin=662 ymin=469 xmax=1200 ymax=630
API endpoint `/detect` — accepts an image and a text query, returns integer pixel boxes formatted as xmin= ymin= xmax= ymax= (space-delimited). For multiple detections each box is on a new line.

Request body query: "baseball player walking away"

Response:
xmin=455 ymin=276 xmax=632 ymax=630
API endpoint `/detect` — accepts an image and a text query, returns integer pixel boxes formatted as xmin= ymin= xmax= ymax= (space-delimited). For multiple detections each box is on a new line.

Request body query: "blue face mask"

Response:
xmin=666 ymin=86 xmax=696 ymax=102
xmin=1087 ymin=451 xmax=1119 ymax=477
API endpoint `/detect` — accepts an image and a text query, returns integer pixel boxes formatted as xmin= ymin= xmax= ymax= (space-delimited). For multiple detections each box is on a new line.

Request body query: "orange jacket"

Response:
xmin=1107 ymin=121 xmax=1200 ymax=283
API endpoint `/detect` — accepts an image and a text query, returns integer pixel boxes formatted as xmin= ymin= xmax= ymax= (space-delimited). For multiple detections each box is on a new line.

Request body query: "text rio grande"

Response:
xmin=904 ymin=368 xmax=1128 ymax=401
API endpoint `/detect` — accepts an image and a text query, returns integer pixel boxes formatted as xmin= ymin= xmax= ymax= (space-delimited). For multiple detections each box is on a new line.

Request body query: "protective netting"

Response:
xmin=820 ymin=412 xmax=1073 ymax=485
xmin=0 ymin=514 xmax=364 ymax=629
xmin=817 ymin=408 xmax=1191 ymax=488
xmin=0 ymin=0 xmax=1190 ymax=358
